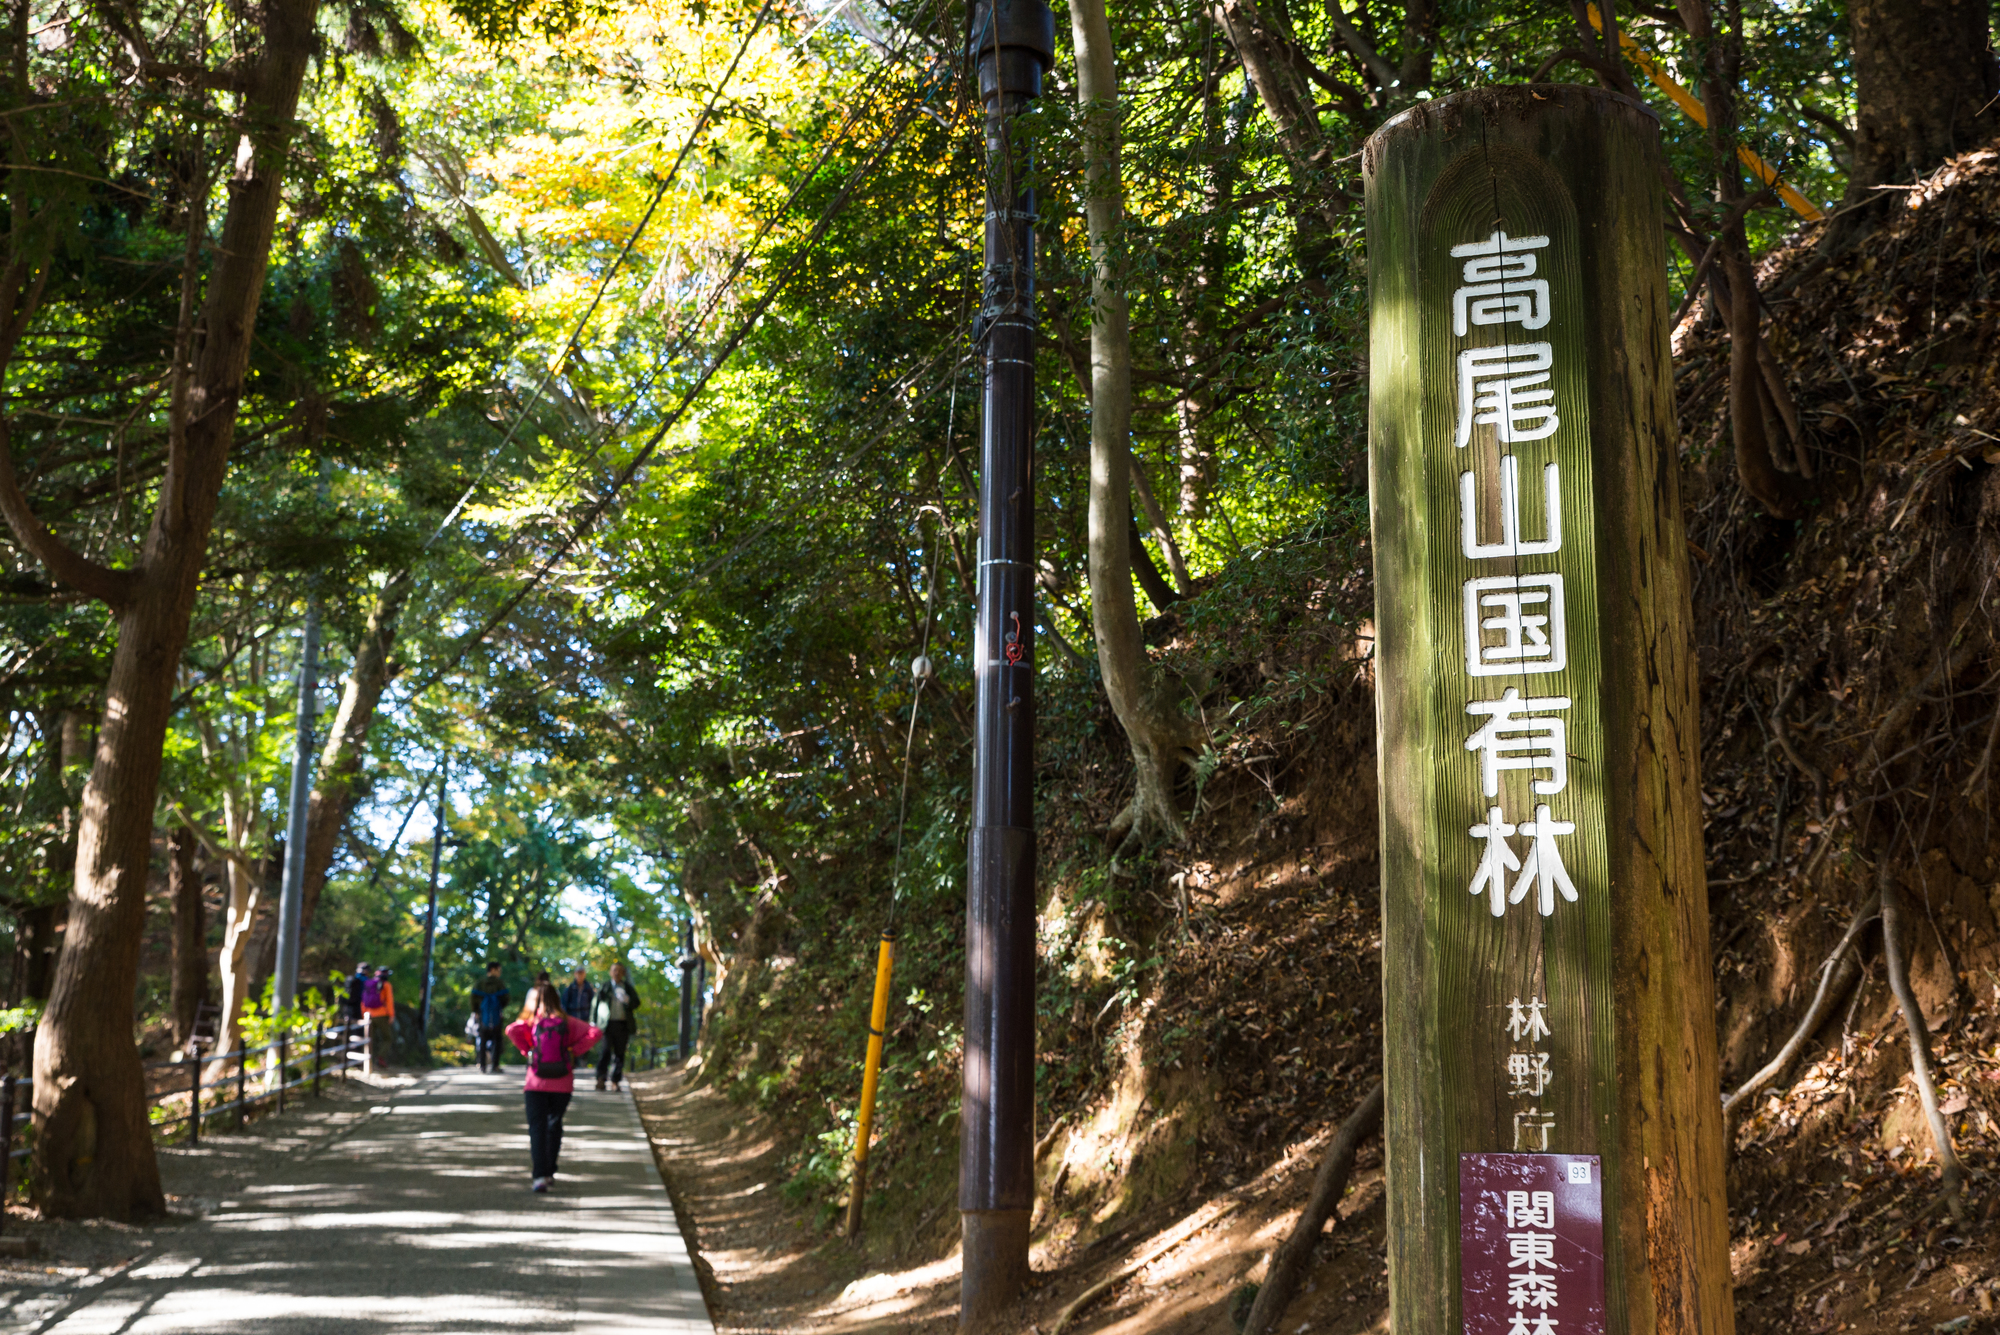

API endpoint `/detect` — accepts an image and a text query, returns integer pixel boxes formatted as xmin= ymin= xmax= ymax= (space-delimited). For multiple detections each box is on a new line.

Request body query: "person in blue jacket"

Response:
xmin=559 ymin=966 xmax=594 ymax=1021
xmin=471 ymin=962 xmax=512 ymax=1073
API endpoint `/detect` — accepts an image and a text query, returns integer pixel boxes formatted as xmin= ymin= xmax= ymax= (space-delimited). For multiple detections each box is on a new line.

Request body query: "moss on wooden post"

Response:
xmin=1363 ymin=85 xmax=1733 ymax=1335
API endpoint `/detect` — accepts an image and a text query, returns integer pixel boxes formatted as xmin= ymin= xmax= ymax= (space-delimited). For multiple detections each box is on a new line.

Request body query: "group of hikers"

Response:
xmin=340 ymin=962 xmax=400 ymax=1055
xmin=341 ymin=958 xmax=646 ymax=1192
xmin=466 ymin=961 xmax=644 ymax=1091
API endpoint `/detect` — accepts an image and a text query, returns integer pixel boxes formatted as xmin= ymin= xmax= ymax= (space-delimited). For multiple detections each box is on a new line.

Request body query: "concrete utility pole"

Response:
xmin=273 ymin=601 xmax=321 ymax=1011
xmin=418 ymin=758 xmax=449 ymax=1037
xmin=1363 ymin=86 xmax=1734 ymax=1335
xmin=961 ymin=0 xmax=1051 ymax=1326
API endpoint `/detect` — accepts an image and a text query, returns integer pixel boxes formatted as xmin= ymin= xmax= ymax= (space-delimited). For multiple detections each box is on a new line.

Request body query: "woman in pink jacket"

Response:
xmin=506 ymin=983 xmax=602 ymax=1192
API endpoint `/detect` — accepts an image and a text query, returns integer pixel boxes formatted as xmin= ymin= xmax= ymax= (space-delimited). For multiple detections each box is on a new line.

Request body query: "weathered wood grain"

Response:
xmin=1363 ymin=85 xmax=1733 ymax=1335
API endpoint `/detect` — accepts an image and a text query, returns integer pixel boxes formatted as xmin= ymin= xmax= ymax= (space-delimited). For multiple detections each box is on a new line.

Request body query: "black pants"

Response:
xmin=477 ymin=1026 xmax=504 ymax=1070
xmin=596 ymin=1020 xmax=633 ymax=1085
xmin=524 ymin=1089 xmax=572 ymax=1179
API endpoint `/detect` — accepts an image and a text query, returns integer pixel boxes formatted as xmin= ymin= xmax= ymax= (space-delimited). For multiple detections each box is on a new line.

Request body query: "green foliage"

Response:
xmin=431 ymin=1034 xmax=477 ymax=1066
xmin=0 ymin=0 xmax=1871 ymax=1244
xmin=445 ymin=0 xmax=616 ymax=46
xmin=0 ymin=997 xmax=45 ymax=1036
xmin=239 ymin=978 xmax=340 ymax=1050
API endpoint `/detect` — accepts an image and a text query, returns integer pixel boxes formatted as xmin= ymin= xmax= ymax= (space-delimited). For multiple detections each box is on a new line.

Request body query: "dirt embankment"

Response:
xmin=652 ymin=139 xmax=2000 ymax=1335
xmin=635 ymin=1066 xmax=1393 ymax=1335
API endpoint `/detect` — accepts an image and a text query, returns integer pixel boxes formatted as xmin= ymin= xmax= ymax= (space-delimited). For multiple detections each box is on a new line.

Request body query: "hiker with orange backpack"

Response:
xmin=361 ymin=965 xmax=396 ymax=1071
xmin=505 ymin=982 xmax=602 ymax=1193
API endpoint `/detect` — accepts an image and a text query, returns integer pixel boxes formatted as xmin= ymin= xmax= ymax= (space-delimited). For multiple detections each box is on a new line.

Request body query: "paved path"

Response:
xmin=16 ymin=1067 xmax=713 ymax=1334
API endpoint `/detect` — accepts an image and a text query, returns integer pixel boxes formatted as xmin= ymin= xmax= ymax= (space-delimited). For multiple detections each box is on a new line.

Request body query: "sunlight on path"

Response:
xmin=21 ymin=1067 xmax=712 ymax=1334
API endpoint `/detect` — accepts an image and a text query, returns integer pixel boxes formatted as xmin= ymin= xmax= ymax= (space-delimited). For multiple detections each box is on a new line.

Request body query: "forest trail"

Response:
xmin=6 ymin=1068 xmax=711 ymax=1334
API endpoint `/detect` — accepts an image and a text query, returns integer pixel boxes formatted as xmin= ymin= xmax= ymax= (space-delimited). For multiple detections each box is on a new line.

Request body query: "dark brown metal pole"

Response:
xmin=679 ymin=920 xmax=697 ymax=1063
xmin=419 ymin=759 xmax=448 ymax=1038
xmin=961 ymin=0 xmax=1051 ymax=1325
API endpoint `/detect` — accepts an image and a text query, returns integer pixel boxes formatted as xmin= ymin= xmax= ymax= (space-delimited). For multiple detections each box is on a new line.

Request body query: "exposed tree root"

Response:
xmin=1722 ymin=897 xmax=1877 ymax=1116
xmin=1241 ymin=1080 xmax=1385 ymax=1335
xmin=1107 ymin=724 xmax=1194 ymax=857
xmin=1769 ymin=674 xmax=1828 ymax=821
xmin=1876 ymin=853 xmax=1969 ymax=1224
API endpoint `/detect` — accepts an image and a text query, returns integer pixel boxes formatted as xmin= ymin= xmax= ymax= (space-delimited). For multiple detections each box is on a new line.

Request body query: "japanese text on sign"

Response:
xmin=1459 ymin=1153 xmax=1605 ymax=1335
xmin=1450 ymin=230 xmax=1586 ymax=923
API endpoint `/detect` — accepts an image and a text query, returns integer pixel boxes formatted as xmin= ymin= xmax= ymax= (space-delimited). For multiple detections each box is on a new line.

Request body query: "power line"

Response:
xmin=425 ymin=335 xmax=969 ymax=720
xmin=416 ymin=0 xmax=781 ymax=556
xmin=404 ymin=20 xmax=950 ymax=637
xmin=347 ymin=53 xmax=956 ymax=880
xmin=408 ymin=75 xmax=943 ymax=694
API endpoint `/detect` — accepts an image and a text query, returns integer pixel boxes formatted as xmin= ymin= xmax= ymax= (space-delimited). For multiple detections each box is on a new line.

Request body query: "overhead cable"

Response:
xmin=416 ymin=0 xmax=781 ymax=555
xmin=408 ymin=18 xmax=945 ymax=626
xmin=391 ymin=55 xmax=951 ymax=713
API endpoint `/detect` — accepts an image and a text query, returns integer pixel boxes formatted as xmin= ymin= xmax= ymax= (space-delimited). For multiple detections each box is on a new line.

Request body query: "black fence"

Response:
xmin=0 ymin=1020 xmax=369 ymax=1232
xmin=144 ymin=1020 xmax=370 ymax=1143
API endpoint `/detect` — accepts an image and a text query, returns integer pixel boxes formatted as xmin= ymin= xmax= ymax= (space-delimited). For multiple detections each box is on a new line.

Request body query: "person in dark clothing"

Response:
xmin=471 ymin=962 xmax=512 ymax=1074
xmin=591 ymin=963 xmax=643 ymax=1092
xmin=559 ymin=967 xmax=593 ymax=1021
xmin=345 ymin=963 xmax=373 ymax=1025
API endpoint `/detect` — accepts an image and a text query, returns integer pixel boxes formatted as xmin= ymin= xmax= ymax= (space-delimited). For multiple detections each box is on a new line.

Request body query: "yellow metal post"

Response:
xmin=1585 ymin=4 xmax=1825 ymax=221
xmin=844 ymin=930 xmax=897 ymax=1238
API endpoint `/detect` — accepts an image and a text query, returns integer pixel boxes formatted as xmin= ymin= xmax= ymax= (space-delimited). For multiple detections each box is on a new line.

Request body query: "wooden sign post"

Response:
xmin=1363 ymin=86 xmax=1734 ymax=1335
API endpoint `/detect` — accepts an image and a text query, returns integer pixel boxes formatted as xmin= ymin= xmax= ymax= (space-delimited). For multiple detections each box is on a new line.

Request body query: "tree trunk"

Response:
xmin=14 ymin=901 xmax=59 ymax=1001
xmin=1128 ymin=458 xmax=1190 ymax=595
xmin=167 ymin=827 xmax=205 ymax=1051
xmin=1679 ymin=0 xmax=1808 ymax=518
xmin=1128 ymin=517 xmax=1181 ymax=611
xmin=295 ymin=570 xmax=412 ymax=959
xmin=1208 ymin=0 xmax=1347 ymax=269
xmin=15 ymin=710 xmax=87 ymax=1003
xmin=1849 ymin=0 xmax=1998 ymax=193
xmin=1074 ymin=0 xmax=1193 ymax=849
xmin=27 ymin=0 xmax=322 ymax=1221
xmin=216 ymin=813 xmax=270 ymax=1052
xmin=1175 ymin=83 xmax=1254 ymax=523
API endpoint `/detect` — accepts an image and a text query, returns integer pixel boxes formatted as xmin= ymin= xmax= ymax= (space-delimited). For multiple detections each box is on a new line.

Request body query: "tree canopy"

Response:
xmin=2 ymin=0 xmax=1996 ymax=1247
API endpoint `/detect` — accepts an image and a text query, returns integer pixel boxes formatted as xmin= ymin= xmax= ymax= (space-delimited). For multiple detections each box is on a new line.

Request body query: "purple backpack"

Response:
xmin=532 ymin=1017 xmax=572 ymax=1080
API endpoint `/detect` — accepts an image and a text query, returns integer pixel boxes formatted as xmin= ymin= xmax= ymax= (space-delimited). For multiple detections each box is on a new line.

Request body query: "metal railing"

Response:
xmin=144 ymin=1020 xmax=370 ymax=1143
xmin=0 ymin=1019 xmax=370 ymax=1229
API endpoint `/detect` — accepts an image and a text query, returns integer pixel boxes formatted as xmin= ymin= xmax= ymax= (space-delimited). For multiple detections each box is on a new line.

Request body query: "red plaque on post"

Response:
xmin=1460 ymin=1153 xmax=1605 ymax=1335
